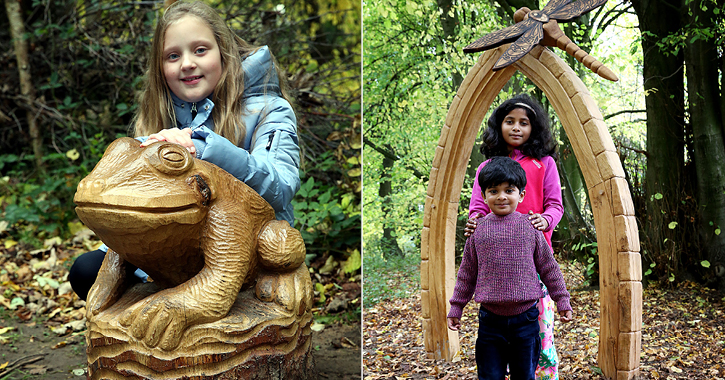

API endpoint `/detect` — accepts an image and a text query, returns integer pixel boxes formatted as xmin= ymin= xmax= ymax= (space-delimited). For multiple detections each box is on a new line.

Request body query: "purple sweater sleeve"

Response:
xmin=541 ymin=156 xmax=564 ymax=232
xmin=469 ymin=161 xmax=491 ymax=219
xmin=448 ymin=237 xmax=478 ymax=319
xmin=533 ymin=231 xmax=572 ymax=312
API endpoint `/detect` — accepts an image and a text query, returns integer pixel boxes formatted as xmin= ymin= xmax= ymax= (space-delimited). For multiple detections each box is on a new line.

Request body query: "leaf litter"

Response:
xmin=1 ymin=227 xmax=362 ymax=378
xmin=363 ymin=259 xmax=725 ymax=379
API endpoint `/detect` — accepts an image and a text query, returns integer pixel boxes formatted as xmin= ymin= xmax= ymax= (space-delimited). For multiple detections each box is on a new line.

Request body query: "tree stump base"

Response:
xmin=85 ymin=281 xmax=316 ymax=380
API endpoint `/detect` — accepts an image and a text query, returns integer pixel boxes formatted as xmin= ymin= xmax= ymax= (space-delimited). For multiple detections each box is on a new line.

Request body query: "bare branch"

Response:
xmin=604 ymin=109 xmax=647 ymax=120
xmin=363 ymin=136 xmax=429 ymax=181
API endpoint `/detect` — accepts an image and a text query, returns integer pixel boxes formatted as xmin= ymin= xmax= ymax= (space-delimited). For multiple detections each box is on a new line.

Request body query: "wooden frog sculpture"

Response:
xmin=74 ymin=137 xmax=309 ymax=351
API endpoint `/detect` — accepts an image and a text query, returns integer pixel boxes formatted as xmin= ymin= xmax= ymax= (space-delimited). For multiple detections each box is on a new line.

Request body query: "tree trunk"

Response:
xmin=685 ymin=1 xmax=725 ymax=289
xmin=437 ymin=0 xmax=463 ymax=90
xmin=5 ymin=0 xmax=43 ymax=171
xmin=631 ymin=0 xmax=685 ymax=278
xmin=380 ymin=153 xmax=403 ymax=258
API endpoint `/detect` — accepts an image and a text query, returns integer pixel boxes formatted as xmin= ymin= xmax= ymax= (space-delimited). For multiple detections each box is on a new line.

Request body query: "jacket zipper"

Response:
xmin=266 ymin=131 xmax=276 ymax=150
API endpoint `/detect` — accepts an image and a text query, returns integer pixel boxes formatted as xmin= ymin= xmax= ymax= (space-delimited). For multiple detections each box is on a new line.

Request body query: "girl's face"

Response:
xmin=163 ymin=15 xmax=222 ymax=103
xmin=501 ymin=107 xmax=531 ymax=151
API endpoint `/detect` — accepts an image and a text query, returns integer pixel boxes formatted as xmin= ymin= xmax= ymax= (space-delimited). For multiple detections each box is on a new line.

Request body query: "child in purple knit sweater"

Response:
xmin=447 ymin=157 xmax=573 ymax=380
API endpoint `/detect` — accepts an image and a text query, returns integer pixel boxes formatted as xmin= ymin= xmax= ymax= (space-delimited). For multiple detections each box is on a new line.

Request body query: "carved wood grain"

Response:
xmin=86 ymin=270 xmax=315 ymax=380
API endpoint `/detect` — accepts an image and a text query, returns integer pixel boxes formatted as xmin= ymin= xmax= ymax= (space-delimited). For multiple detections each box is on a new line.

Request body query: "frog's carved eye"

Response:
xmin=160 ymin=147 xmax=186 ymax=168
xmin=148 ymin=143 xmax=192 ymax=174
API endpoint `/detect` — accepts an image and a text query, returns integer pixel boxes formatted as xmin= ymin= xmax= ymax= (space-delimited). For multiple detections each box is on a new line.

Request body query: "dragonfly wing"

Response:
xmin=493 ymin=22 xmax=544 ymax=70
xmin=463 ymin=19 xmax=534 ymax=53
xmin=549 ymin=0 xmax=608 ymax=21
xmin=542 ymin=0 xmax=571 ymax=14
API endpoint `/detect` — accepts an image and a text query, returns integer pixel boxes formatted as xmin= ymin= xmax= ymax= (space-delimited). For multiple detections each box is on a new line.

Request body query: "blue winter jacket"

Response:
xmin=162 ymin=46 xmax=300 ymax=225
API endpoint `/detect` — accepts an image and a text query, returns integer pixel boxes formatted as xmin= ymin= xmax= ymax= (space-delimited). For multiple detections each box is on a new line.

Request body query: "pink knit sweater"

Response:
xmin=448 ymin=212 xmax=572 ymax=318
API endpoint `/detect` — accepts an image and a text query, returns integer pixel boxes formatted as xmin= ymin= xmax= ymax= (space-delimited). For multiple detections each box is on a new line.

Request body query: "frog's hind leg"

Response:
xmin=255 ymin=220 xmax=311 ymax=314
xmin=255 ymin=266 xmax=312 ymax=315
xmin=86 ymin=249 xmax=129 ymax=318
xmin=257 ymin=220 xmax=306 ymax=270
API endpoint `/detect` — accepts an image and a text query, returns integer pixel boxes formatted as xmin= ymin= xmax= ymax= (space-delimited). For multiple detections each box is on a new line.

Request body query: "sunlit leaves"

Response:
xmin=363 ymin=0 xmax=498 ymax=256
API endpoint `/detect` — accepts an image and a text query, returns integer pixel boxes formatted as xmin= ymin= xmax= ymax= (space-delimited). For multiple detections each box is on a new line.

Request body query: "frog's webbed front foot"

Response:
xmin=118 ymin=289 xmax=219 ymax=351
xmin=86 ymin=249 xmax=127 ymax=319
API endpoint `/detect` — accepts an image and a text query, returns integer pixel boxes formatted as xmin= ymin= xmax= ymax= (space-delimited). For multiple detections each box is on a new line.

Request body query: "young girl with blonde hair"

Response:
xmin=70 ymin=0 xmax=300 ymax=299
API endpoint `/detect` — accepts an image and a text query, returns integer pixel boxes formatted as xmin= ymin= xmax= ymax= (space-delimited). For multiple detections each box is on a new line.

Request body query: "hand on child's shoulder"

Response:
xmin=463 ymin=213 xmax=482 ymax=237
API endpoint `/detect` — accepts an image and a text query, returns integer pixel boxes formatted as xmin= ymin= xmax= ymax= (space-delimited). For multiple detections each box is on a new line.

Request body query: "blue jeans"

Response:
xmin=475 ymin=303 xmax=541 ymax=380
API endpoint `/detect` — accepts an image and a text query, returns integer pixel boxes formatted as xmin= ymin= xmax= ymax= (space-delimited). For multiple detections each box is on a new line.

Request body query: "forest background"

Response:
xmin=363 ymin=0 xmax=725 ymax=377
xmin=363 ymin=0 xmax=725 ymax=296
xmin=0 ymin=0 xmax=361 ymax=375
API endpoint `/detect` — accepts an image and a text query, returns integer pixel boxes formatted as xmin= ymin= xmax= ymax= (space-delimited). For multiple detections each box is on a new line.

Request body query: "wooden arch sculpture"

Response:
xmin=420 ymin=44 xmax=642 ymax=380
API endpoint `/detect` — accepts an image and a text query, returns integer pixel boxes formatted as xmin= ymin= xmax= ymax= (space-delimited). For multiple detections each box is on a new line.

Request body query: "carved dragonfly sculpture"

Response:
xmin=464 ymin=0 xmax=618 ymax=82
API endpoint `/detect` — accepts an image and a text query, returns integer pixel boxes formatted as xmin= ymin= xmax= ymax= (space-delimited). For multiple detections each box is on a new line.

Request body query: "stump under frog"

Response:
xmin=74 ymin=137 xmax=315 ymax=379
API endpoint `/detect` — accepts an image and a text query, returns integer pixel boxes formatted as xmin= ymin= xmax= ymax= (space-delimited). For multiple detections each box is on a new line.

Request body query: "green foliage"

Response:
xmin=362 ymin=249 xmax=419 ymax=306
xmin=0 ymin=133 xmax=108 ymax=246
xmin=313 ymin=307 xmax=360 ymax=325
xmin=362 ymin=0 xmax=497 ymax=258
xmin=574 ymin=242 xmax=599 ymax=282
xmin=1 ymin=0 xmax=361 ymax=263
xmin=641 ymin=0 xmax=725 ymax=56
xmin=293 ymin=174 xmax=360 ymax=254
xmin=294 ymin=118 xmax=361 ymax=261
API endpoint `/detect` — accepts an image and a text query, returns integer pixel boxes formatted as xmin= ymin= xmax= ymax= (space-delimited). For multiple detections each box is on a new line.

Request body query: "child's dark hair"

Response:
xmin=478 ymin=156 xmax=527 ymax=192
xmin=480 ymin=94 xmax=557 ymax=160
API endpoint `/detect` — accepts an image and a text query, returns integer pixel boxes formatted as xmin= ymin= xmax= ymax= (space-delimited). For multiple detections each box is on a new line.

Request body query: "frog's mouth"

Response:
xmin=75 ymin=201 xmax=206 ymax=234
xmin=75 ymin=202 xmax=197 ymax=214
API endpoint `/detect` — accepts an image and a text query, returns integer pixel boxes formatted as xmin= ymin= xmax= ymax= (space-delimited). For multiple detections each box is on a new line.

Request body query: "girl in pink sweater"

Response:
xmin=465 ymin=94 xmax=564 ymax=380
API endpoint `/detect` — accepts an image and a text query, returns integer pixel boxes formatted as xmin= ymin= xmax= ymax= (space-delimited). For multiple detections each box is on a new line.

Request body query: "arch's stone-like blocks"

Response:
xmin=421 ymin=45 xmax=642 ymax=380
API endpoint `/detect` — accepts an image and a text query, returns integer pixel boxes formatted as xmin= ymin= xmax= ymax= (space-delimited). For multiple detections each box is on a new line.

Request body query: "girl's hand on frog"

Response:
xmin=463 ymin=213 xmax=482 ymax=237
xmin=141 ymin=128 xmax=195 ymax=155
xmin=528 ymin=211 xmax=549 ymax=231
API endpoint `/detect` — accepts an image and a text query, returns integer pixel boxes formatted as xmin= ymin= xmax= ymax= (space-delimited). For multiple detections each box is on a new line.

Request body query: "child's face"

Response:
xmin=163 ymin=15 xmax=222 ymax=103
xmin=483 ymin=182 xmax=524 ymax=216
xmin=501 ymin=107 xmax=531 ymax=150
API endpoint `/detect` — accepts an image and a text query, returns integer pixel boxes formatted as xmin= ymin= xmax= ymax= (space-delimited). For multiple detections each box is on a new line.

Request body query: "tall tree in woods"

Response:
xmin=684 ymin=0 xmax=725 ymax=288
xmin=379 ymin=153 xmax=403 ymax=258
xmin=632 ymin=0 xmax=725 ymax=288
xmin=5 ymin=0 xmax=43 ymax=170
xmin=630 ymin=0 xmax=687 ymax=278
xmin=437 ymin=0 xmax=463 ymax=90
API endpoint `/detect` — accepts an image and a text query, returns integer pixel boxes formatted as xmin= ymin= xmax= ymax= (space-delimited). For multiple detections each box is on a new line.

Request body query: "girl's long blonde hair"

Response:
xmin=133 ymin=1 xmax=287 ymax=145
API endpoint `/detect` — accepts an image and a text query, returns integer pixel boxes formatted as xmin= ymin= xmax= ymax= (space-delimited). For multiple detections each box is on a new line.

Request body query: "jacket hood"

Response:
xmin=242 ymin=46 xmax=281 ymax=98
